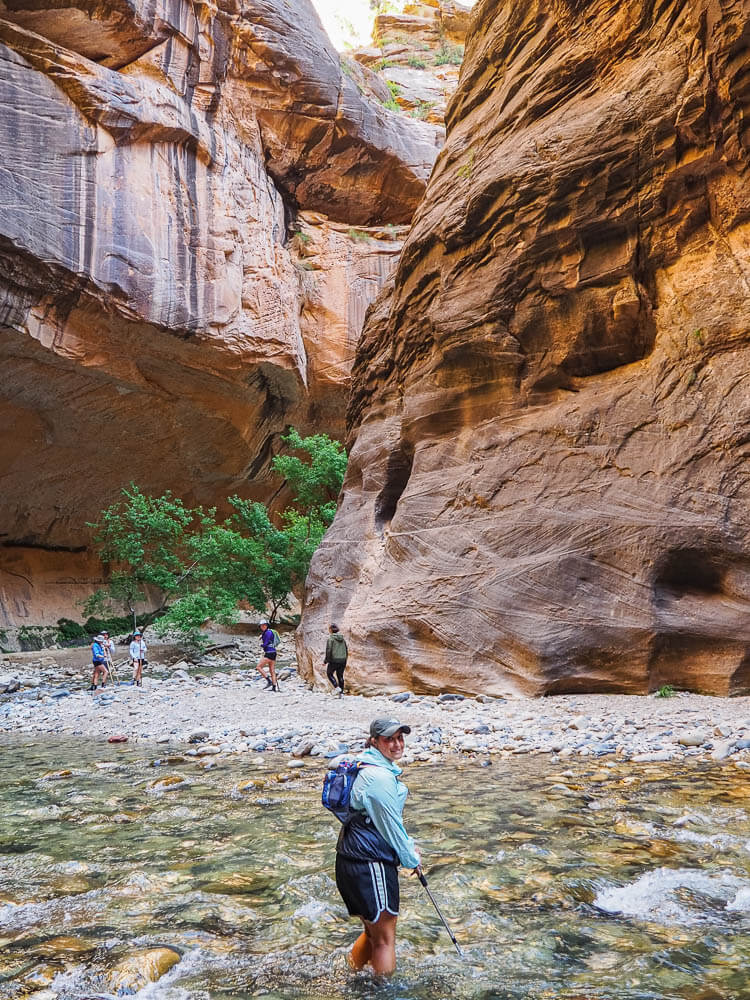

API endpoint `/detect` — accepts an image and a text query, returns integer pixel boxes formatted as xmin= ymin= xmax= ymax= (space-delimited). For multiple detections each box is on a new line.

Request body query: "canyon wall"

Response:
xmin=299 ymin=0 xmax=750 ymax=696
xmin=0 ymin=0 xmax=442 ymax=625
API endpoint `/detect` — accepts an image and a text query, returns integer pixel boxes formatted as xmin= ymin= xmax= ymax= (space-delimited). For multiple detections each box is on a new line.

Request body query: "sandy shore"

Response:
xmin=2 ymin=639 xmax=750 ymax=766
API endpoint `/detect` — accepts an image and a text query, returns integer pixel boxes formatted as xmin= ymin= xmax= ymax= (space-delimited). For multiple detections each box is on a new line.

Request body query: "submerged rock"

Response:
xmin=108 ymin=946 xmax=181 ymax=993
xmin=147 ymin=775 xmax=188 ymax=792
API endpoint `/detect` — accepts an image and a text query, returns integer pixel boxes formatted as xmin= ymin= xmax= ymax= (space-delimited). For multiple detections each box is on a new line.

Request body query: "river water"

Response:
xmin=2 ymin=737 xmax=750 ymax=999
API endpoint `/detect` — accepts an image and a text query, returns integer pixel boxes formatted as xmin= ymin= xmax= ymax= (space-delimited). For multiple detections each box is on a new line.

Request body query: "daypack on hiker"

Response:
xmin=270 ymin=628 xmax=281 ymax=648
xmin=322 ymin=759 xmax=369 ymax=823
xmin=329 ymin=633 xmax=347 ymax=660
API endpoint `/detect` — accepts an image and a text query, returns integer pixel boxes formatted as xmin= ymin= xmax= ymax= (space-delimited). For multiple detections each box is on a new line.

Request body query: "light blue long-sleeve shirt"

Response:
xmin=350 ymin=746 xmax=420 ymax=869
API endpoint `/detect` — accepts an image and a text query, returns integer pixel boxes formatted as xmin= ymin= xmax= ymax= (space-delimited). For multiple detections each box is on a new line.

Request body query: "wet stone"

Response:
xmin=109 ymin=947 xmax=181 ymax=993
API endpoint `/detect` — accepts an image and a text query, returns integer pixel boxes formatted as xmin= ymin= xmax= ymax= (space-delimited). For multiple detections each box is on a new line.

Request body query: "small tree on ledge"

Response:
xmin=84 ymin=429 xmax=346 ymax=644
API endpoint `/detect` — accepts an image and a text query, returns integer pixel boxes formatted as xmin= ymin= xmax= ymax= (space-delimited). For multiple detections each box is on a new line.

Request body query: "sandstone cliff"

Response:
xmin=352 ymin=0 xmax=469 ymax=125
xmin=0 ymin=0 xmax=440 ymax=625
xmin=300 ymin=0 xmax=750 ymax=696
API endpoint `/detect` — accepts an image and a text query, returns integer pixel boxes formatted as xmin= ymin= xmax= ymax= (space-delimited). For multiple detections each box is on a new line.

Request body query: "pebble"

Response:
xmin=712 ymin=739 xmax=737 ymax=761
xmin=677 ymin=730 xmax=708 ymax=747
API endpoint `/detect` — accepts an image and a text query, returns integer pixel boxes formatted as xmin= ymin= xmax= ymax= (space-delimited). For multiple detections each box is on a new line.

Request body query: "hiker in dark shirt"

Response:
xmin=257 ymin=619 xmax=280 ymax=692
xmin=323 ymin=623 xmax=348 ymax=696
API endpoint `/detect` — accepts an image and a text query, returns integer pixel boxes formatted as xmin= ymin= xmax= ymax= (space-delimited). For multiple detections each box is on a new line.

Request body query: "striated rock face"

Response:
xmin=291 ymin=213 xmax=408 ymax=433
xmin=0 ymin=0 xmax=438 ymax=625
xmin=299 ymin=0 xmax=750 ymax=697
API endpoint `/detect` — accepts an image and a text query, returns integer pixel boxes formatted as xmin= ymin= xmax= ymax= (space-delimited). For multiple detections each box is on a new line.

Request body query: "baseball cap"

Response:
xmin=369 ymin=718 xmax=411 ymax=739
xmin=259 ymin=618 xmax=269 ymax=625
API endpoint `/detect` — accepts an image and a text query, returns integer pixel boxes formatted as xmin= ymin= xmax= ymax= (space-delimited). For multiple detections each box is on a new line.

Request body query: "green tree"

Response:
xmin=85 ymin=430 xmax=346 ymax=643
xmin=83 ymin=485 xmax=213 ymax=631
xmin=270 ymin=428 xmax=347 ymax=522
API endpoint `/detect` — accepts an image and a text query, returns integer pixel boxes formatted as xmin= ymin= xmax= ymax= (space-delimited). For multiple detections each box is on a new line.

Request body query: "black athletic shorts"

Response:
xmin=263 ymin=651 xmax=277 ymax=661
xmin=335 ymin=855 xmax=399 ymax=923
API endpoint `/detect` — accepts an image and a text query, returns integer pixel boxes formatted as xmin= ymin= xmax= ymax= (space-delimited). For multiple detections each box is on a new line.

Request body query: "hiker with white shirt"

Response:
xmin=129 ymin=628 xmax=147 ymax=687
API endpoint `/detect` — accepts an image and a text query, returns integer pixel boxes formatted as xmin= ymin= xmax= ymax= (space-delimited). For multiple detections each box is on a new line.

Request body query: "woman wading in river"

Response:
xmin=335 ymin=718 xmax=421 ymax=975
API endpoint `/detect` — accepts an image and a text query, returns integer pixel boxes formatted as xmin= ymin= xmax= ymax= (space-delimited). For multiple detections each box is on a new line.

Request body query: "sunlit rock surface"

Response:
xmin=299 ymin=0 xmax=750 ymax=697
xmin=0 ymin=0 xmax=436 ymax=624
xmin=352 ymin=0 xmax=470 ymax=125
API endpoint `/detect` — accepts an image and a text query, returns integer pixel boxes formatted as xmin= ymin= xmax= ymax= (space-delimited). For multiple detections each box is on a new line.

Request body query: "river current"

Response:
xmin=2 ymin=737 xmax=750 ymax=999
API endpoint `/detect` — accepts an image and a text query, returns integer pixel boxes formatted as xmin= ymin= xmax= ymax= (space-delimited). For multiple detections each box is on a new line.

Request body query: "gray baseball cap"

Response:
xmin=370 ymin=718 xmax=411 ymax=738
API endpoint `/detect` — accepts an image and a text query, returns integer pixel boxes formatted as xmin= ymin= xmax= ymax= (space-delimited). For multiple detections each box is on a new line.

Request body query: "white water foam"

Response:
xmin=0 ymin=887 xmax=107 ymax=930
xmin=594 ymin=867 xmax=750 ymax=925
xmin=727 ymin=887 xmax=750 ymax=912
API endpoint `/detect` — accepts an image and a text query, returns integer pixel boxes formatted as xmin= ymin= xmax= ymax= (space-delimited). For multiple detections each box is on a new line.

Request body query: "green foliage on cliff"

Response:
xmin=434 ymin=42 xmax=464 ymax=66
xmin=85 ymin=430 xmax=347 ymax=643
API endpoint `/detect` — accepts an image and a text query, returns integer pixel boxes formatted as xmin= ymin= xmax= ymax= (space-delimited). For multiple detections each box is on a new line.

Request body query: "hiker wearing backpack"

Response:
xmin=257 ymin=619 xmax=280 ymax=692
xmin=323 ymin=623 xmax=348 ymax=696
xmin=89 ymin=634 xmax=108 ymax=691
xmin=328 ymin=718 xmax=420 ymax=976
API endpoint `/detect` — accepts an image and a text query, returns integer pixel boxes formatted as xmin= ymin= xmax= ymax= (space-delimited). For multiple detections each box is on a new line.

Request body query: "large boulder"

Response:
xmin=298 ymin=0 xmax=750 ymax=697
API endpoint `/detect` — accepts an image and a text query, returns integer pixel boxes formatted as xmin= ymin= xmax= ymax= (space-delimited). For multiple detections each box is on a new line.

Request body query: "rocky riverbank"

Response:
xmin=2 ymin=640 xmax=750 ymax=767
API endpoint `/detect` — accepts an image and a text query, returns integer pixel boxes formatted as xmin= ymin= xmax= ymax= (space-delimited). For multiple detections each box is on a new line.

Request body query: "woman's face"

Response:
xmin=373 ymin=731 xmax=405 ymax=761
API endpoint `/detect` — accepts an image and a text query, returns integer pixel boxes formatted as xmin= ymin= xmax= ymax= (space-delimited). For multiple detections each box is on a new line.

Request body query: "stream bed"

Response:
xmin=2 ymin=737 xmax=750 ymax=999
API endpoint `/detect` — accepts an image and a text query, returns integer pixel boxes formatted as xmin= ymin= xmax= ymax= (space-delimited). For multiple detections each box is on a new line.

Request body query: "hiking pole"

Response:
xmin=106 ymin=654 xmax=118 ymax=685
xmin=416 ymin=868 xmax=463 ymax=957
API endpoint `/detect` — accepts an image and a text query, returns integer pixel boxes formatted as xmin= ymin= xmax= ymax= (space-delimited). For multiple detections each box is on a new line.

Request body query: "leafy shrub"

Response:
xmin=434 ymin=42 xmax=464 ymax=66
xmin=655 ymin=684 xmax=676 ymax=698
xmin=18 ymin=626 xmax=57 ymax=652
xmin=410 ymin=101 xmax=434 ymax=120
xmin=457 ymin=148 xmax=476 ymax=179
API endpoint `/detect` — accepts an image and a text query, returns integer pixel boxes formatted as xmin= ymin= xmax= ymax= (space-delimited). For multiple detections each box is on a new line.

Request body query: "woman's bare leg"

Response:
xmin=349 ymin=912 xmax=398 ymax=976
xmin=348 ymin=921 xmax=372 ymax=969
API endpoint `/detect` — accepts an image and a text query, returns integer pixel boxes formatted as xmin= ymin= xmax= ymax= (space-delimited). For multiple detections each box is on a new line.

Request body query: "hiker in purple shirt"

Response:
xmin=257 ymin=619 xmax=280 ymax=692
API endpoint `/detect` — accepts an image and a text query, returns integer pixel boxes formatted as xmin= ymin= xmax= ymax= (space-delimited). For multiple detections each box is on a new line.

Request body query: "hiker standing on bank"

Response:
xmin=101 ymin=630 xmax=115 ymax=673
xmin=334 ymin=718 xmax=420 ymax=976
xmin=323 ymin=623 xmax=348 ymax=696
xmin=90 ymin=634 xmax=108 ymax=691
xmin=257 ymin=619 xmax=279 ymax=692
xmin=129 ymin=628 xmax=147 ymax=687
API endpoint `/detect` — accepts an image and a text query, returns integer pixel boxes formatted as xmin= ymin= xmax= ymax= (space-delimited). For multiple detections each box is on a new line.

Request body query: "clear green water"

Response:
xmin=2 ymin=738 xmax=750 ymax=1000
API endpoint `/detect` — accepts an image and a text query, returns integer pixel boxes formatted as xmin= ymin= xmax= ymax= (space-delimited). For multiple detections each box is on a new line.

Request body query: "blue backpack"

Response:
xmin=321 ymin=760 xmax=370 ymax=823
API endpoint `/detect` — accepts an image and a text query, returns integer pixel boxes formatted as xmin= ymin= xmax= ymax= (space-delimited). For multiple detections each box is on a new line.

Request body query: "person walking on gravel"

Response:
xmin=323 ymin=623 xmax=348 ymax=696
xmin=129 ymin=628 xmax=147 ymax=687
xmin=90 ymin=634 xmax=108 ymax=690
xmin=257 ymin=619 xmax=280 ymax=691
